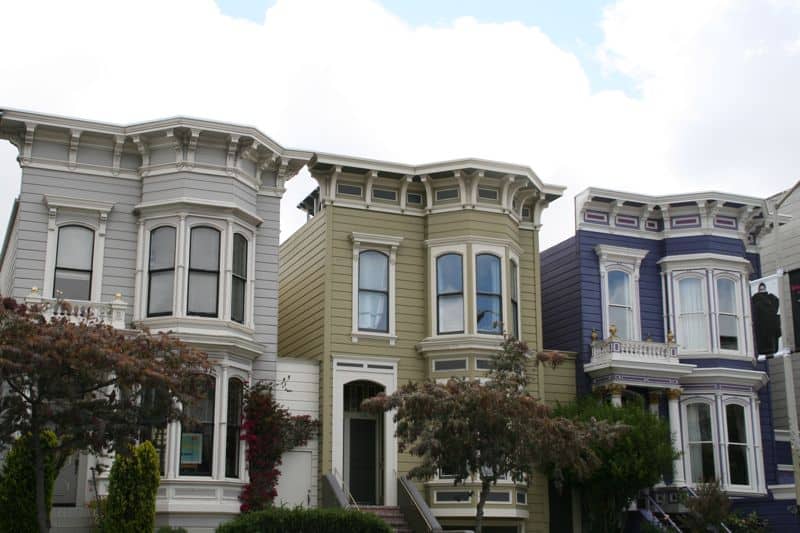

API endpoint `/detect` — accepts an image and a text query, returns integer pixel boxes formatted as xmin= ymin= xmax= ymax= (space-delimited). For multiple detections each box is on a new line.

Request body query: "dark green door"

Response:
xmin=349 ymin=418 xmax=377 ymax=505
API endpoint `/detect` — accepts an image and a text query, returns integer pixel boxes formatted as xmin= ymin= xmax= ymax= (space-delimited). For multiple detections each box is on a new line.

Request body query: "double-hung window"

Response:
xmin=677 ymin=277 xmax=708 ymax=351
xmin=231 ymin=234 xmax=247 ymax=324
xmin=358 ymin=251 xmax=389 ymax=332
xmin=716 ymin=278 xmax=739 ymax=350
xmin=608 ymin=270 xmax=633 ymax=340
xmin=53 ymin=225 xmax=94 ymax=300
xmin=147 ymin=227 xmax=176 ymax=317
xmin=687 ymin=402 xmax=716 ymax=483
xmin=726 ymin=404 xmax=750 ymax=486
xmin=180 ymin=375 xmax=215 ymax=476
xmin=510 ymin=260 xmax=519 ymax=339
xmin=187 ymin=227 xmax=220 ymax=317
xmin=476 ymin=254 xmax=502 ymax=334
xmin=437 ymin=253 xmax=464 ymax=334
xmin=225 ymin=378 xmax=244 ymax=478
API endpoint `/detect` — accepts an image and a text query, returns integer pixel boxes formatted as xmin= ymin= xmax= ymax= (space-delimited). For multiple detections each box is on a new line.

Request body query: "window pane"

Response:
xmin=477 ymin=294 xmax=502 ymax=333
xmin=148 ymin=271 xmax=174 ymax=315
xmin=608 ymin=271 xmax=630 ymax=306
xmin=231 ymin=277 xmax=245 ymax=324
xmin=511 ymin=302 xmax=519 ymax=339
xmin=728 ymin=445 xmax=749 ymax=485
xmin=609 ymin=305 xmax=632 ymax=340
xmin=358 ymin=291 xmax=388 ymax=331
xmin=188 ymin=272 xmax=218 ymax=315
xmin=437 ymin=254 xmax=463 ymax=294
xmin=438 ymin=294 xmax=464 ymax=333
xmin=510 ymin=261 xmax=518 ymax=297
xmin=56 ymin=226 xmax=93 ymax=270
xmin=726 ymin=404 xmax=747 ymax=443
xmin=680 ymin=315 xmax=708 ymax=350
xmin=149 ymin=227 xmax=176 ymax=270
xmin=181 ymin=377 xmax=215 ymax=476
xmin=690 ymin=443 xmax=716 ymax=483
xmin=717 ymin=279 xmax=736 ymax=313
xmin=476 ymin=255 xmax=501 ymax=294
xmin=719 ymin=315 xmax=739 ymax=350
xmin=359 ymin=251 xmax=388 ymax=291
xmin=189 ymin=227 xmax=220 ymax=271
xmin=233 ymin=234 xmax=247 ymax=278
xmin=54 ymin=270 xmax=91 ymax=300
xmin=688 ymin=404 xmax=713 ymax=441
xmin=679 ymin=278 xmax=704 ymax=313
xmin=226 ymin=379 xmax=243 ymax=478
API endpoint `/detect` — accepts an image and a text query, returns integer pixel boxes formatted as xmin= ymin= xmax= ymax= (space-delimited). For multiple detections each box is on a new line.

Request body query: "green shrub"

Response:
xmin=216 ymin=507 xmax=393 ymax=533
xmin=727 ymin=511 xmax=768 ymax=533
xmin=101 ymin=441 xmax=160 ymax=533
xmin=156 ymin=527 xmax=188 ymax=533
xmin=0 ymin=431 xmax=60 ymax=533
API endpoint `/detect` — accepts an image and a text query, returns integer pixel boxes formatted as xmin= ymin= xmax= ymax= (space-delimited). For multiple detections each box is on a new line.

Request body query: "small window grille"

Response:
xmin=337 ymin=183 xmax=362 ymax=197
xmin=372 ymin=188 xmax=397 ymax=201
xmin=436 ymin=188 xmax=459 ymax=201
xmin=478 ymin=188 xmax=498 ymax=200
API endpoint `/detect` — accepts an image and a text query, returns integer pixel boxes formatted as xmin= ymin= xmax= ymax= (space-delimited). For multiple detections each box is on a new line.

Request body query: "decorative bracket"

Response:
xmin=226 ymin=135 xmax=240 ymax=173
xmin=186 ymin=129 xmax=201 ymax=166
xmin=68 ymin=129 xmax=82 ymax=170
xmin=111 ymin=135 xmax=125 ymax=176
xmin=132 ymin=135 xmax=150 ymax=168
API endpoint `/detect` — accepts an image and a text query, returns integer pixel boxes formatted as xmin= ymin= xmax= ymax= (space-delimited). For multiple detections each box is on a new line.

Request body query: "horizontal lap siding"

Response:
xmin=252 ymin=195 xmax=280 ymax=383
xmin=278 ymin=213 xmax=326 ymax=360
xmin=141 ymin=172 xmax=257 ymax=212
xmin=664 ymin=235 xmax=745 ymax=257
xmin=541 ymin=237 xmax=580 ymax=353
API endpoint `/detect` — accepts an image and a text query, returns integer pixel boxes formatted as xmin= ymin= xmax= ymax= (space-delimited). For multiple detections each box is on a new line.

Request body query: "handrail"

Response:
xmin=332 ymin=468 xmax=360 ymax=511
xmin=682 ymin=486 xmax=732 ymax=533
xmin=646 ymin=493 xmax=682 ymax=532
xmin=321 ymin=473 xmax=349 ymax=509
xmin=397 ymin=476 xmax=444 ymax=533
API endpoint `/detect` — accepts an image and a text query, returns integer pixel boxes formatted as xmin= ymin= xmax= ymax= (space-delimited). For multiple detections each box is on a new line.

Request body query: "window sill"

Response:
xmin=351 ymin=330 xmax=397 ymax=346
xmin=417 ymin=334 xmax=506 ymax=357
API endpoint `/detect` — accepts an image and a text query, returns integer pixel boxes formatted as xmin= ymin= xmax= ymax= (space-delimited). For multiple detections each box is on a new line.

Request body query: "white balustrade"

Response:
xmin=24 ymin=289 xmax=127 ymax=329
xmin=591 ymin=338 xmax=678 ymax=364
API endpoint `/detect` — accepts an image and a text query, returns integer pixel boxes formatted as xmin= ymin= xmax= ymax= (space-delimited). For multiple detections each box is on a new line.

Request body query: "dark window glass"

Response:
xmin=373 ymin=189 xmax=397 ymax=201
xmin=726 ymin=404 xmax=749 ymax=485
xmin=437 ymin=254 xmax=464 ymax=334
xmin=436 ymin=188 xmax=459 ymax=201
xmin=476 ymin=254 xmax=502 ymax=334
xmin=337 ymin=183 xmax=362 ymax=197
xmin=180 ymin=375 xmax=215 ymax=476
xmin=187 ymin=227 xmax=220 ymax=316
xmin=148 ymin=227 xmax=176 ymax=316
xmin=486 ymin=491 xmax=511 ymax=502
xmin=436 ymin=491 xmax=471 ymax=503
xmin=433 ymin=359 xmax=467 ymax=371
xmin=717 ymin=278 xmax=739 ymax=350
xmin=139 ymin=387 xmax=170 ymax=475
xmin=476 ymin=358 xmax=492 ymax=370
xmin=478 ymin=188 xmax=498 ymax=200
xmin=407 ymin=192 xmax=423 ymax=204
xmin=225 ymin=378 xmax=244 ymax=478
xmin=231 ymin=234 xmax=247 ymax=324
xmin=358 ymin=251 xmax=389 ymax=332
xmin=510 ymin=260 xmax=519 ymax=339
xmin=54 ymin=225 xmax=94 ymax=300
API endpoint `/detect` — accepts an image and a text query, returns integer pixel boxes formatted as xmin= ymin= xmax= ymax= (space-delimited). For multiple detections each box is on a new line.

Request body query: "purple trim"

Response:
xmin=714 ymin=215 xmax=738 ymax=230
xmin=683 ymin=383 xmax=755 ymax=392
xmin=671 ymin=215 xmax=701 ymax=229
xmin=584 ymin=210 xmax=609 ymax=225
xmin=646 ymin=218 xmax=662 ymax=232
xmin=615 ymin=214 xmax=640 ymax=229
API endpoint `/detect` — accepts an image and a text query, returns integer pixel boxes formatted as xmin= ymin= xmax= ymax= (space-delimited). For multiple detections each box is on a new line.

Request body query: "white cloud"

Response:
xmin=0 ymin=0 xmax=798 ymax=251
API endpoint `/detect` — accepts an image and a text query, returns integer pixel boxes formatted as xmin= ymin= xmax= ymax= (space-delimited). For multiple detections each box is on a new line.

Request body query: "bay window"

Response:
xmin=726 ymin=404 xmax=750 ymax=486
xmin=225 ymin=378 xmax=244 ymax=478
xmin=147 ymin=226 xmax=176 ymax=317
xmin=231 ymin=234 xmax=247 ymax=324
xmin=687 ymin=402 xmax=716 ymax=483
xmin=677 ymin=277 xmax=708 ymax=351
xmin=187 ymin=227 xmax=220 ymax=317
xmin=510 ymin=260 xmax=519 ymax=339
xmin=476 ymin=254 xmax=502 ymax=334
xmin=53 ymin=225 xmax=94 ymax=300
xmin=180 ymin=375 xmax=215 ymax=476
xmin=716 ymin=278 xmax=739 ymax=351
xmin=358 ymin=251 xmax=389 ymax=332
xmin=437 ymin=253 xmax=464 ymax=334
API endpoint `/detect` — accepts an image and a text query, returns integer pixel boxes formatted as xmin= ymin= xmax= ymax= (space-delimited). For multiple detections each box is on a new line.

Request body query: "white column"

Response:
xmin=667 ymin=389 xmax=686 ymax=486
xmin=649 ymin=390 xmax=661 ymax=416
xmin=610 ymin=384 xmax=624 ymax=407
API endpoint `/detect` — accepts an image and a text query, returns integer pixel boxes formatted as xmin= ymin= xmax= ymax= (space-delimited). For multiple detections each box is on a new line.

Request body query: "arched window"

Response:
xmin=510 ymin=260 xmax=519 ymax=339
xmin=180 ymin=375 xmax=215 ymax=476
xmin=54 ymin=225 xmax=94 ymax=300
xmin=678 ymin=277 xmax=708 ymax=351
xmin=608 ymin=270 xmax=632 ymax=340
xmin=147 ymin=226 xmax=176 ymax=317
xmin=225 ymin=378 xmax=244 ymax=478
xmin=231 ymin=234 xmax=248 ymax=324
xmin=726 ymin=404 xmax=750 ymax=486
xmin=187 ymin=227 xmax=220 ymax=317
xmin=476 ymin=254 xmax=502 ymax=334
xmin=437 ymin=254 xmax=463 ymax=334
xmin=358 ymin=251 xmax=389 ymax=332
xmin=717 ymin=278 xmax=739 ymax=350
xmin=687 ymin=402 xmax=716 ymax=483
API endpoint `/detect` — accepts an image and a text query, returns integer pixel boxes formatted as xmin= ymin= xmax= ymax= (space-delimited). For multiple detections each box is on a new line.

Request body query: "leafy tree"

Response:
xmin=239 ymin=382 xmax=318 ymax=512
xmin=102 ymin=441 xmax=161 ymax=533
xmin=0 ymin=431 xmax=60 ymax=533
xmin=555 ymin=396 xmax=678 ymax=533
xmin=0 ymin=297 xmax=210 ymax=533
xmin=362 ymin=337 xmax=619 ymax=533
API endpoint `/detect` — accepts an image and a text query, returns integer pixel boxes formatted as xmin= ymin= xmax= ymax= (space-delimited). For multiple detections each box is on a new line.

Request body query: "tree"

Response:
xmin=102 ymin=441 xmax=161 ymax=533
xmin=239 ymin=382 xmax=318 ymax=512
xmin=555 ymin=396 xmax=678 ymax=532
xmin=362 ymin=337 xmax=619 ymax=533
xmin=0 ymin=297 xmax=210 ymax=533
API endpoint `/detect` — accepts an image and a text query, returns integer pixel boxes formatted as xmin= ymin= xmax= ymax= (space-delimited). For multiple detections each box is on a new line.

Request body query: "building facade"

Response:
xmin=278 ymin=153 xmax=574 ymax=532
xmin=541 ymin=188 xmax=799 ymax=530
xmin=0 ymin=109 xmax=309 ymax=531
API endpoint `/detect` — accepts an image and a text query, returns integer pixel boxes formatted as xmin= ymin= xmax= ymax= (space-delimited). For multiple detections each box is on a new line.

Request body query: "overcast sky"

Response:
xmin=1 ymin=0 xmax=798 ymax=249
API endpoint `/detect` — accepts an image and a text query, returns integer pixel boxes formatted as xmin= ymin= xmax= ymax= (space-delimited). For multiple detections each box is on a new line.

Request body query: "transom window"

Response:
xmin=476 ymin=254 xmax=502 ymax=334
xmin=187 ymin=227 xmax=220 ymax=317
xmin=717 ymin=278 xmax=739 ymax=350
xmin=437 ymin=253 xmax=464 ymax=334
xmin=358 ymin=251 xmax=389 ymax=332
xmin=231 ymin=234 xmax=247 ymax=324
xmin=608 ymin=270 xmax=633 ymax=340
xmin=147 ymin=226 xmax=176 ymax=317
xmin=54 ymin=225 xmax=94 ymax=300
xmin=678 ymin=277 xmax=708 ymax=351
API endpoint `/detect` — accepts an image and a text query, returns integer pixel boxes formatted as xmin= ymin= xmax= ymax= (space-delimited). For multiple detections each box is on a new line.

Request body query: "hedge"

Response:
xmin=101 ymin=441 xmax=160 ymax=533
xmin=0 ymin=431 xmax=60 ymax=533
xmin=215 ymin=507 xmax=392 ymax=533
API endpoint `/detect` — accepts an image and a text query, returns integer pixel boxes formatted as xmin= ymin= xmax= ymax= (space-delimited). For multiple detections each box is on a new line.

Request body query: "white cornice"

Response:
xmin=351 ymin=232 xmax=404 ymax=248
xmin=658 ymin=253 xmax=753 ymax=272
xmin=577 ymin=187 xmax=768 ymax=211
xmin=44 ymin=194 xmax=114 ymax=214
xmin=594 ymin=244 xmax=649 ymax=264
xmin=680 ymin=367 xmax=768 ymax=389
xmin=133 ymin=197 xmax=263 ymax=227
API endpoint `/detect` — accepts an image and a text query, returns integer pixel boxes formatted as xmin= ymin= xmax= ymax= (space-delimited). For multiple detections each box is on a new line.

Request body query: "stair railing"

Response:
xmin=645 ymin=493 xmax=682 ymax=532
xmin=397 ymin=475 xmax=445 ymax=533
xmin=332 ymin=468 xmax=360 ymax=511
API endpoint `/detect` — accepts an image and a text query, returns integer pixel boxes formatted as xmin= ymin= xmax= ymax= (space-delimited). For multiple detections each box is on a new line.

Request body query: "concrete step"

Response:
xmin=360 ymin=505 xmax=412 ymax=533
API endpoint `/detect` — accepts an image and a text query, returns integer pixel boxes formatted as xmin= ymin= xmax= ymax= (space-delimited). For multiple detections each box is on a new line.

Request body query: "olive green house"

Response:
xmin=278 ymin=153 xmax=574 ymax=532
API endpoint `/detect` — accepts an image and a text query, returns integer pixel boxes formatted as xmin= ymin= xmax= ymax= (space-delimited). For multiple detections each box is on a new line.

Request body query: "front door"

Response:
xmin=345 ymin=413 xmax=382 ymax=505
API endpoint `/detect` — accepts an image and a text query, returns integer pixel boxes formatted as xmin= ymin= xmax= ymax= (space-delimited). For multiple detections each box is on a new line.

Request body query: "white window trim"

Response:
xmin=43 ymin=195 xmax=114 ymax=302
xmin=712 ymin=272 xmax=749 ymax=356
xmin=595 ymin=245 xmax=647 ymax=341
xmin=429 ymin=244 xmax=468 ymax=337
xmin=350 ymin=232 xmax=403 ymax=346
xmin=673 ymin=272 xmax=711 ymax=353
xmin=682 ymin=397 xmax=720 ymax=485
xmin=473 ymin=243 xmax=507 ymax=336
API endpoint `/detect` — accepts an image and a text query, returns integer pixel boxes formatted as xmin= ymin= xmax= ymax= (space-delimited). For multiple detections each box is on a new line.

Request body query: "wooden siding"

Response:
xmin=427 ymin=209 xmax=519 ymax=242
xmin=252 ymin=194 xmax=281 ymax=383
xmin=541 ymin=237 xmax=580 ymax=353
xmin=141 ymin=172 xmax=257 ymax=213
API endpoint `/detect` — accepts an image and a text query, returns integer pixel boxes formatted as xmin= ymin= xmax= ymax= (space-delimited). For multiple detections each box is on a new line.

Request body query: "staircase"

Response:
xmin=361 ymin=505 xmax=413 ymax=533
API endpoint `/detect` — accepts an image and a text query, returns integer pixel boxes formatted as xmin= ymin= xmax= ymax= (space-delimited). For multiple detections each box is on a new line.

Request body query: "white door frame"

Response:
xmin=332 ymin=356 xmax=397 ymax=506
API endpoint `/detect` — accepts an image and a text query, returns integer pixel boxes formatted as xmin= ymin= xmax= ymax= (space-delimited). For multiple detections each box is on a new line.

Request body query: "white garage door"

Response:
xmin=276 ymin=450 xmax=312 ymax=508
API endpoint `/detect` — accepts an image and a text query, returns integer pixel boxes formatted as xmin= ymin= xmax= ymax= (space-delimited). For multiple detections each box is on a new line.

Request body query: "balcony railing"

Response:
xmin=590 ymin=329 xmax=678 ymax=365
xmin=24 ymin=288 xmax=127 ymax=330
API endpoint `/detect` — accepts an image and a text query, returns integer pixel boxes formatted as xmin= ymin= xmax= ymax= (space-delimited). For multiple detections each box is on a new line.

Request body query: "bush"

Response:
xmin=0 ymin=431 xmax=60 ymax=533
xmin=216 ymin=507 xmax=392 ymax=533
xmin=101 ymin=441 xmax=160 ymax=533
xmin=156 ymin=527 xmax=188 ymax=533
xmin=727 ymin=511 xmax=768 ymax=533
